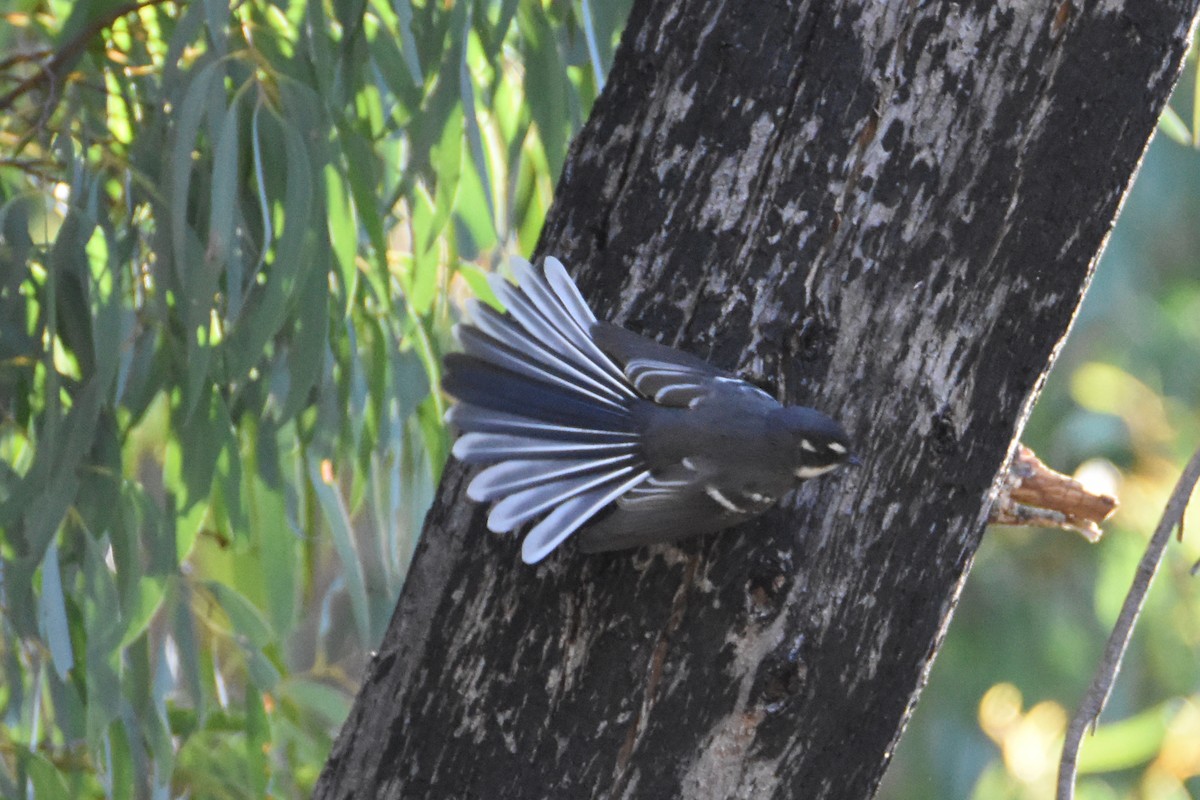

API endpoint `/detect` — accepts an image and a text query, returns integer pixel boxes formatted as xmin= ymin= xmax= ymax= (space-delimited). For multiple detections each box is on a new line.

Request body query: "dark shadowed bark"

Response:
xmin=315 ymin=1 xmax=1199 ymax=798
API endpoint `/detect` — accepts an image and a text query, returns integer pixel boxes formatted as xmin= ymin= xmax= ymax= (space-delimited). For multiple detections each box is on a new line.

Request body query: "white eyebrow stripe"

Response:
xmin=828 ymin=442 xmax=847 ymax=454
xmin=705 ymin=485 xmax=746 ymax=513
xmin=801 ymin=439 xmax=817 ymax=452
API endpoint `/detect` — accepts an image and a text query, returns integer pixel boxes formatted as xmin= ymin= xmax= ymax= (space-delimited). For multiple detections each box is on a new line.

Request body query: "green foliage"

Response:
xmin=4 ymin=3 xmax=1197 ymax=799
xmin=0 ymin=0 xmax=627 ymax=795
xmin=1158 ymin=37 xmax=1200 ymax=149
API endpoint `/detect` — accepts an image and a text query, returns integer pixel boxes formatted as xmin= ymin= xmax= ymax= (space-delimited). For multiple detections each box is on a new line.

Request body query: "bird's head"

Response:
xmin=774 ymin=406 xmax=856 ymax=480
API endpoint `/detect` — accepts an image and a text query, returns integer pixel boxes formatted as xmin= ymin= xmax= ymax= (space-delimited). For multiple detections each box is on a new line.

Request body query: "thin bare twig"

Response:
xmin=1056 ymin=443 xmax=1200 ymax=800
xmin=0 ymin=156 xmax=57 ymax=182
xmin=0 ymin=0 xmax=175 ymax=115
xmin=0 ymin=48 xmax=54 ymax=75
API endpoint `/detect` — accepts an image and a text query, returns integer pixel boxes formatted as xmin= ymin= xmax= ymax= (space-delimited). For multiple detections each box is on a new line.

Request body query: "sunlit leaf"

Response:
xmin=1193 ymin=55 xmax=1200 ymax=148
xmin=106 ymin=717 xmax=135 ymax=800
xmin=326 ymin=164 xmax=359 ymax=312
xmin=519 ymin=2 xmax=570 ymax=180
xmin=1077 ymin=704 xmax=1173 ymax=774
xmin=409 ymin=187 xmax=440 ymax=314
xmin=457 ymin=264 xmax=502 ymax=310
xmin=428 ymin=105 xmax=465 ymax=253
xmin=245 ymin=685 xmax=270 ymax=795
xmin=23 ymin=750 xmax=70 ymax=800
xmin=1158 ymin=105 xmax=1192 ymax=147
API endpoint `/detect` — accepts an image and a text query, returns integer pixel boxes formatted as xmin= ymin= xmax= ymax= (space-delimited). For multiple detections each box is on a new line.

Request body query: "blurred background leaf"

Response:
xmin=0 ymin=3 xmax=1196 ymax=798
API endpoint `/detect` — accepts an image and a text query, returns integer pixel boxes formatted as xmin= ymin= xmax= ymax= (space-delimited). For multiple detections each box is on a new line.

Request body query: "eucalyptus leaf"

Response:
xmin=36 ymin=540 xmax=74 ymax=680
xmin=394 ymin=0 xmax=425 ymax=85
xmin=23 ymin=750 xmax=70 ymax=800
xmin=169 ymin=59 xmax=223 ymax=298
xmin=106 ymin=718 xmax=136 ymax=800
xmin=307 ymin=456 xmax=371 ymax=647
xmin=518 ymin=2 xmax=570 ymax=180
xmin=118 ymin=576 xmax=169 ymax=650
xmin=0 ymin=2 xmax=634 ymax=796
xmin=205 ymin=581 xmax=274 ymax=648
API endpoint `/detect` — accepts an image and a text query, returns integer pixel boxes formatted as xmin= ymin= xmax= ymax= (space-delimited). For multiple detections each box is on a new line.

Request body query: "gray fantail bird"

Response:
xmin=443 ymin=256 xmax=856 ymax=564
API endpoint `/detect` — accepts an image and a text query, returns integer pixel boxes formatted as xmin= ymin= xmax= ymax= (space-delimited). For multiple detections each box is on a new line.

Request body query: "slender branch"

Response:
xmin=0 ymin=49 xmax=54 ymax=75
xmin=1057 ymin=443 xmax=1200 ymax=800
xmin=0 ymin=0 xmax=175 ymax=115
xmin=0 ymin=156 xmax=57 ymax=182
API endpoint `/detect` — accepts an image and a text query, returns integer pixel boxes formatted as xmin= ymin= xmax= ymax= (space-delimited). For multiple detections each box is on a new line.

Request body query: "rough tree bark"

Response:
xmin=315 ymin=2 xmax=1198 ymax=798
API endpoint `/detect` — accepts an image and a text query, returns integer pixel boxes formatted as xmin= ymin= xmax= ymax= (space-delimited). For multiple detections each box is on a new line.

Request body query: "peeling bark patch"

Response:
xmin=680 ymin=709 xmax=776 ymax=800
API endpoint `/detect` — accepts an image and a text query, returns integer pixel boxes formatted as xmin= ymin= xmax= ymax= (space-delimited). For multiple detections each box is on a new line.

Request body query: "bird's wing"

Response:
xmin=591 ymin=321 xmax=773 ymax=408
xmin=590 ymin=321 xmax=727 ymax=407
xmin=575 ymin=481 xmax=752 ymax=552
xmin=572 ymin=460 xmax=776 ymax=552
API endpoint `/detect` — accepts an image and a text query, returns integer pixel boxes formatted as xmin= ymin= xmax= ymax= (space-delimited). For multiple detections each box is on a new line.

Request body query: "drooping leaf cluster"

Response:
xmin=0 ymin=1 xmax=627 ymax=795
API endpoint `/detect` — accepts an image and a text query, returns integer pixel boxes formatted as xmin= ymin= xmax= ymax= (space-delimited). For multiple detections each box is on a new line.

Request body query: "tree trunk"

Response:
xmin=315 ymin=1 xmax=1198 ymax=798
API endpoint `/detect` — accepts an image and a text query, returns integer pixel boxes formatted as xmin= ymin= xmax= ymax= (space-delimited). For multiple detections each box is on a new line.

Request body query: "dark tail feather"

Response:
xmin=447 ymin=403 xmax=634 ymax=443
xmin=443 ymin=256 xmax=653 ymax=563
xmin=457 ymin=323 xmax=628 ymax=409
xmin=443 ymin=352 xmax=632 ymax=430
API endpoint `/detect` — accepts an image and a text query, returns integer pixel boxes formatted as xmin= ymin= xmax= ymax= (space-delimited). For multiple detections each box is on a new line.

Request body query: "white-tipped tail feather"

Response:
xmin=466 ymin=455 xmax=639 ymax=503
xmin=443 ymin=256 xmax=651 ymax=563
xmin=520 ymin=470 xmax=651 ymax=563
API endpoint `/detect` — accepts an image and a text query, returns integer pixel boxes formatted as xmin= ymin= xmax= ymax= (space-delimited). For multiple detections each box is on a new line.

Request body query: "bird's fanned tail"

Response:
xmin=443 ymin=256 xmax=651 ymax=563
